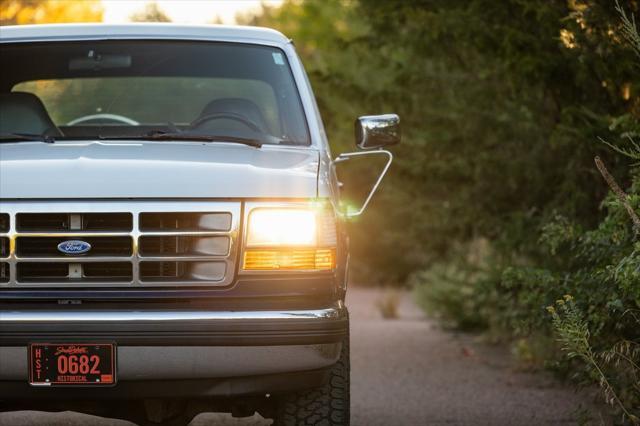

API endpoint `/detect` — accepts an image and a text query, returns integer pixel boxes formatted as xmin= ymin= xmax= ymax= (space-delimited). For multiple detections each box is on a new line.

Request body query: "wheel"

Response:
xmin=274 ymin=335 xmax=350 ymax=426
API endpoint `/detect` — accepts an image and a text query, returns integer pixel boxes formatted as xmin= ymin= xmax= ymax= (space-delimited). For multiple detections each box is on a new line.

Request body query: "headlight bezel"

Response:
xmin=240 ymin=201 xmax=338 ymax=273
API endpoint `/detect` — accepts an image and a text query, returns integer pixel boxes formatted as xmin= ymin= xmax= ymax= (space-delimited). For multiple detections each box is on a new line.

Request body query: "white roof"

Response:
xmin=0 ymin=23 xmax=290 ymax=46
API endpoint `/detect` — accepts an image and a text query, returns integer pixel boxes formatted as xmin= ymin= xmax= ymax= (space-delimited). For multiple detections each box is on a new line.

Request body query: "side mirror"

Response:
xmin=355 ymin=114 xmax=400 ymax=149
xmin=334 ymin=113 xmax=400 ymax=218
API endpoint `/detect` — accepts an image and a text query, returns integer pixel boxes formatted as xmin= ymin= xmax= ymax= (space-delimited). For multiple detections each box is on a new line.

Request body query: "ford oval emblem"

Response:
xmin=57 ymin=240 xmax=92 ymax=255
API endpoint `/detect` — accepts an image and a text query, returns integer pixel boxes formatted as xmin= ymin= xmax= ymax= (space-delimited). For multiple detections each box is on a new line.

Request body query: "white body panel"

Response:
xmin=0 ymin=141 xmax=319 ymax=199
xmin=0 ymin=23 xmax=290 ymax=46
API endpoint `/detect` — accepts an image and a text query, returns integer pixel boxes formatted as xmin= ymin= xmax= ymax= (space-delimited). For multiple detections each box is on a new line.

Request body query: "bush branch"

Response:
xmin=594 ymin=156 xmax=640 ymax=235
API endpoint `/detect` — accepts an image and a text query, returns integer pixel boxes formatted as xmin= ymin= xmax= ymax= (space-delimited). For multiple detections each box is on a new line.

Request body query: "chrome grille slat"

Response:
xmin=13 ymin=257 xmax=136 ymax=263
xmin=13 ymin=232 xmax=134 ymax=237
xmin=13 ymin=231 xmax=229 ymax=237
xmin=135 ymin=256 xmax=229 ymax=262
xmin=13 ymin=256 xmax=230 ymax=262
xmin=133 ymin=231 xmax=231 ymax=236
xmin=13 ymin=232 xmax=234 ymax=237
xmin=0 ymin=201 xmax=240 ymax=288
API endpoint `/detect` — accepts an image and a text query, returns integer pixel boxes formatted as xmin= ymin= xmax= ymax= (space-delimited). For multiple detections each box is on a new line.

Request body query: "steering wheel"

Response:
xmin=190 ymin=112 xmax=264 ymax=133
xmin=67 ymin=113 xmax=139 ymax=126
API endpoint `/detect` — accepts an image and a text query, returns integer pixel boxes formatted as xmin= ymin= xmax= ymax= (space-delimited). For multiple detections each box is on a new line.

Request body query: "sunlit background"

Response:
xmin=102 ymin=0 xmax=282 ymax=25
xmin=1 ymin=0 xmax=283 ymax=25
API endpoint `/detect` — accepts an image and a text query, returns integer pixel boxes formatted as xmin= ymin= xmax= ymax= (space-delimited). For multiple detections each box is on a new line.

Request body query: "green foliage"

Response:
xmin=482 ymin=176 xmax=639 ymax=420
xmin=549 ymin=297 xmax=640 ymax=423
xmin=412 ymin=261 xmax=491 ymax=331
xmin=617 ymin=0 xmax=640 ymax=59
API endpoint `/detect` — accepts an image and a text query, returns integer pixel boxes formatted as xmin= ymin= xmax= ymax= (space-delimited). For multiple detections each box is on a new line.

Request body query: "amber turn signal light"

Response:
xmin=243 ymin=248 xmax=336 ymax=271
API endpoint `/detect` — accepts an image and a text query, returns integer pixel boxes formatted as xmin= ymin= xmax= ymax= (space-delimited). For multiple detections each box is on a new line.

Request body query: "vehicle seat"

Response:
xmin=0 ymin=92 xmax=63 ymax=136
xmin=197 ymin=98 xmax=270 ymax=132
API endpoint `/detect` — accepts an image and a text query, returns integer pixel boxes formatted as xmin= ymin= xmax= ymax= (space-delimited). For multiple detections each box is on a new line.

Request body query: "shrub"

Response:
xmin=412 ymin=262 xmax=489 ymax=330
xmin=375 ymin=289 xmax=401 ymax=319
xmin=549 ymin=296 xmax=639 ymax=423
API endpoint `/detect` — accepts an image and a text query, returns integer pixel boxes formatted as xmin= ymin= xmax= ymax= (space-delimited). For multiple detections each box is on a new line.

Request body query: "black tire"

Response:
xmin=274 ymin=335 xmax=350 ymax=426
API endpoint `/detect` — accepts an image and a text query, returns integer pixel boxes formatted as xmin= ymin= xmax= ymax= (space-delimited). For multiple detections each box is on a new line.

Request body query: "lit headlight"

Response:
xmin=242 ymin=205 xmax=337 ymax=271
xmin=246 ymin=209 xmax=317 ymax=246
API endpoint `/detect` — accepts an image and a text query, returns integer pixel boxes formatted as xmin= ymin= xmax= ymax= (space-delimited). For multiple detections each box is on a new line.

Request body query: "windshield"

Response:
xmin=0 ymin=40 xmax=310 ymax=145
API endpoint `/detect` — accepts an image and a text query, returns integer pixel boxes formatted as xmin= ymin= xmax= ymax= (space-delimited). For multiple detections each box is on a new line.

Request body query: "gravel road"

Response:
xmin=1 ymin=287 xmax=603 ymax=425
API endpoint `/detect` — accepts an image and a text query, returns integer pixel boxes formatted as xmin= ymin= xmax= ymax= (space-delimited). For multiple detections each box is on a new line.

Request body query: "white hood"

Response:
xmin=0 ymin=140 xmax=319 ymax=199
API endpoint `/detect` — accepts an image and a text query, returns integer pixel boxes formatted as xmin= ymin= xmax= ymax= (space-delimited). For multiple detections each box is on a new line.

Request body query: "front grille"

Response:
xmin=0 ymin=201 xmax=239 ymax=288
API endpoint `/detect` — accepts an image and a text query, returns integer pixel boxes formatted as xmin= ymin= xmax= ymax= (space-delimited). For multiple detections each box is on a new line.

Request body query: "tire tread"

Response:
xmin=275 ymin=336 xmax=350 ymax=426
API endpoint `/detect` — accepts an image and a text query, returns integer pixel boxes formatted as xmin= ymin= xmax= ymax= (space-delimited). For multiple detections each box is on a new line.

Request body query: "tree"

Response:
xmin=245 ymin=0 xmax=639 ymax=284
xmin=0 ymin=0 xmax=103 ymax=25
xmin=129 ymin=2 xmax=171 ymax=23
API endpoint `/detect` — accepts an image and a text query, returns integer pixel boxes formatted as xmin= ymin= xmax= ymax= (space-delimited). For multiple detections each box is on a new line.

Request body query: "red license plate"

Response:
xmin=29 ymin=343 xmax=116 ymax=386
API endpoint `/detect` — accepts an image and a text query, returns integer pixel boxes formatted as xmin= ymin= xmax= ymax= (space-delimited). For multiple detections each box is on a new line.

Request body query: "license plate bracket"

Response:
xmin=29 ymin=343 xmax=116 ymax=387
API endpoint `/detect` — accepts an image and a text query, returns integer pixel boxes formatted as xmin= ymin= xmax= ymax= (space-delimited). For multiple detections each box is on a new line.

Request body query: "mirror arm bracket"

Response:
xmin=333 ymin=149 xmax=393 ymax=218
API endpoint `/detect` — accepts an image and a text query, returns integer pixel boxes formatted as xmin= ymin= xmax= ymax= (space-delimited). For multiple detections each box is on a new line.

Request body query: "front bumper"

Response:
xmin=0 ymin=304 xmax=347 ymax=346
xmin=0 ymin=304 xmax=348 ymax=398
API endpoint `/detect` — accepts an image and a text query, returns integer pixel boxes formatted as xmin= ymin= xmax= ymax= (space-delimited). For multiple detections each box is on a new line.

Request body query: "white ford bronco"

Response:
xmin=0 ymin=24 xmax=399 ymax=425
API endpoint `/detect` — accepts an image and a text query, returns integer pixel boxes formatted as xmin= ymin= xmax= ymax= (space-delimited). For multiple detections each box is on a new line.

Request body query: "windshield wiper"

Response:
xmin=0 ymin=133 xmax=56 ymax=143
xmin=99 ymin=132 xmax=262 ymax=148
